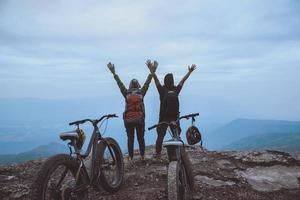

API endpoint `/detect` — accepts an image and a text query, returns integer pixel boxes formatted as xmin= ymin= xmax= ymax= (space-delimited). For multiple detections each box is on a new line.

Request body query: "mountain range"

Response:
xmin=205 ymin=118 xmax=300 ymax=150
xmin=0 ymin=142 xmax=68 ymax=165
xmin=1 ymin=98 xmax=300 ymax=164
xmin=223 ymin=132 xmax=300 ymax=153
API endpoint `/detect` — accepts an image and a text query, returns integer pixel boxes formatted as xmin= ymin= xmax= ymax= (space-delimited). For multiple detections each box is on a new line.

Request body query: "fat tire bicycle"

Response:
xmin=148 ymin=113 xmax=199 ymax=200
xmin=30 ymin=114 xmax=124 ymax=200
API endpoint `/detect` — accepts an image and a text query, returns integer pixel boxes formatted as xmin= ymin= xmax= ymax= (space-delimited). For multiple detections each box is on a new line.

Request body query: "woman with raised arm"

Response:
xmin=146 ymin=61 xmax=196 ymax=158
xmin=107 ymin=62 xmax=154 ymax=161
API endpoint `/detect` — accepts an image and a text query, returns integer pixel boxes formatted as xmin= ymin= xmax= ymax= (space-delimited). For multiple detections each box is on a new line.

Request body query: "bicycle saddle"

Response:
xmin=59 ymin=130 xmax=79 ymax=141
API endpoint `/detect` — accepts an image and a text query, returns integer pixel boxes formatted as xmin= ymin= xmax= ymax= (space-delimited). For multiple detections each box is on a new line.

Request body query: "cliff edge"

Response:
xmin=1 ymin=146 xmax=300 ymax=200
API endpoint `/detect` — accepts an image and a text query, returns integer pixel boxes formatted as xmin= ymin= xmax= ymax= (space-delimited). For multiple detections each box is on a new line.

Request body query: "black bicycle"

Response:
xmin=30 ymin=114 xmax=124 ymax=200
xmin=148 ymin=113 xmax=199 ymax=200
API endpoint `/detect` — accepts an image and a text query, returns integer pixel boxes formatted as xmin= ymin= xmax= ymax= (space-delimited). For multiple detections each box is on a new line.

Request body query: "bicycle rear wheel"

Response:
xmin=30 ymin=154 xmax=88 ymax=200
xmin=95 ymin=137 xmax=124 ymax=193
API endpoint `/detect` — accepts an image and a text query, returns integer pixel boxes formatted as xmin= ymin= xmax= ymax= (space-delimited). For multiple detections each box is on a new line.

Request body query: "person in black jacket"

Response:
xmin=146 ymin=61 xmax=196 ymax=157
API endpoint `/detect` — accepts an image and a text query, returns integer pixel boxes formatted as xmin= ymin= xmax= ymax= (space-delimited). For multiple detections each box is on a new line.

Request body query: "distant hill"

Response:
xmin=0 ymin=98 xmax=146 ymax=154
xmin=205 ymin=119 xmax=300 ymax=150
xmin=223 ymin=132 xmax=300 ymax=153
xmin=0 ymin=142 xmax=68 ymax=165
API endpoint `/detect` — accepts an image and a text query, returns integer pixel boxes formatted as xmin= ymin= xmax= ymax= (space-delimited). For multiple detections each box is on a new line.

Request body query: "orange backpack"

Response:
xmin=124 ymin=89 xmax=145 ymax=124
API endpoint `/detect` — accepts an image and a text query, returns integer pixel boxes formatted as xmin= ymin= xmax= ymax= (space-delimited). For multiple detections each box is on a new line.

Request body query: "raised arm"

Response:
xmin=178 ymin=64 xmax=197 ymax=87
xmin=107 ymin=62 xmax=127 ymax=97
xmin=146 ymin=60 xmax=161 ymax=89
xmin=140 ymin=73 xmax=153 ymax=96
xmin=152 ymin=73 xmax=161 ymax=88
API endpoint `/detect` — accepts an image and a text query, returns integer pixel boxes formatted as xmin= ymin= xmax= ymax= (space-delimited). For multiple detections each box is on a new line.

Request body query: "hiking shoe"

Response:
xmin=141 ymin=155 xmax=145 ymax=161
xmin=125 ymin=155 xmax=133 ymax=162
xmin=152 ymin=153 xmax=161 ymax=159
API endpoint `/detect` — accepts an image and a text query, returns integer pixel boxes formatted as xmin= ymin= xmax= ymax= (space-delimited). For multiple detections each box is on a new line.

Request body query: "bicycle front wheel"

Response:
xmin=30 ymin=154 xmax=88 ymax=200
xmin=95 ymin=137 xmax=124 ymax=193
xmin=168 ymin=161 xmax=178 ymax=200
xmin=168 ymin=161 xmax=192 ymax=200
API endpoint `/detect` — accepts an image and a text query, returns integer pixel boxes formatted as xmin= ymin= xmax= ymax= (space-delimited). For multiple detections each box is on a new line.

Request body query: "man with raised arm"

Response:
xmin=107 ymin=62 xmax=154 ymax=161
xmin=146 ymin=61 xmax=196 ymax=158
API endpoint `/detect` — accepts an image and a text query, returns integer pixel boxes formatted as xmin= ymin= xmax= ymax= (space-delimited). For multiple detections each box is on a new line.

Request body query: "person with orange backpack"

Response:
xmin=107 ymin=61 xmax=154 ymax=161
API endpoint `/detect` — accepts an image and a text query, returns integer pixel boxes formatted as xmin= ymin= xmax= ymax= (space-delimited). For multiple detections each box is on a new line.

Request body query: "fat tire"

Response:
xmin=168 ymin=160 xmax=192 ymax=200
xmin=96 ymin=137 xmax=124 ymax=193
xmin=178 ymin=163 xmax=192 ymax=200
xmin=168 ymin=161 xmax=179 ymax=200
xmin=181 ymin=148 xmax=194 ymax=190
xmin=30 ymin=154 xmax=88 ymax=200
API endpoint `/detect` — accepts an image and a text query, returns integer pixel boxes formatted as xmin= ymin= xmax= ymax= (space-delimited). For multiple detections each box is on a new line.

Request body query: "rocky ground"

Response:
xmin=1 ymin=145 xmax=300 ymax=200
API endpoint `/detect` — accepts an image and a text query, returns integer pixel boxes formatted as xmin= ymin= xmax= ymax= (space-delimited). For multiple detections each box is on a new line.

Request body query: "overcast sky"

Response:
xmin=0 ymin=0 xmax=300 ymax=121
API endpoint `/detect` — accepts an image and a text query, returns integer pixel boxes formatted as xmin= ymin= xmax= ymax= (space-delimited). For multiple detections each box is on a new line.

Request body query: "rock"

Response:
xmin=236 ymin=165 xmax=300 ymax=191
xmin=229 ymin=150 xmax=297 ymax=165
xmin=0 ymin=175 xmax=16 ymax=182
xmin=195 ymin=175 xmax=235 ymax=187
xmin=216 ymin=159 xmax=236 ymax=170
xmin=0 ymin=146 xmax=300 ymax=200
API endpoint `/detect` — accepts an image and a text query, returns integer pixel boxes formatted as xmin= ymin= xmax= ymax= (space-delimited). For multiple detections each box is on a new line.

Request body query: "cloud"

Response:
xmin=0 ymin=0 xmax=300 ymax=121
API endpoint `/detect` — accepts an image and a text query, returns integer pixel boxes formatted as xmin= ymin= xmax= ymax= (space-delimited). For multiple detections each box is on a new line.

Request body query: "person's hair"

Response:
xmin=164 ymin=73 xmax=174 ymax=89
xmin=129 ymin=79 xmax=141 ymax=89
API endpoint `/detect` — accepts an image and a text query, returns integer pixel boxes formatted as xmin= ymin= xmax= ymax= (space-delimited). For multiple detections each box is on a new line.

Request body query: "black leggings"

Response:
xmin=125 ymin=122 xmax=145 ymax=159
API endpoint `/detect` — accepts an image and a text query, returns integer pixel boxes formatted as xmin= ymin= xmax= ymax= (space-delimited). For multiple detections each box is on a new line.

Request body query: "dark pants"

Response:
xmin=155 ymin=118 xmax=181 ymax=154
xmin=125 ymin=122 xmax=145 ymax=159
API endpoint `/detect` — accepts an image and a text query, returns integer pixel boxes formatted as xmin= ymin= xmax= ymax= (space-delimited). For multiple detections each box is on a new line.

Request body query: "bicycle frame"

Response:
xmin=74 ymin=124 xmax=100 ymax=184
xmin=66 ymin=115 xmax=118 ymax=185
xmin=148 ymin=113 xmax=198 ymax=199
xmin=161 ymin=120 xmax=191 ymax=200
xmin=148 ymin=113 xmax=199 ymax=162
xmin=163 ymin=125 xmax=184 ymax=163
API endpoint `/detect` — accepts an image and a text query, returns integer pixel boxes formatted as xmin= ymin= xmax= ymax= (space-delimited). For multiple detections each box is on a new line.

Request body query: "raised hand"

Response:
xmin=146 ymin=59 xmax=155 ymax=74
xmin=145 ymin=59 xmax=152 ymax=70
xmin=188 ymin=64 xmax=197 ymax=72
xmin=107 ymin=62 xmax=116 ymax=74
xmin=153 ymin=60 xmax=158 ymax=73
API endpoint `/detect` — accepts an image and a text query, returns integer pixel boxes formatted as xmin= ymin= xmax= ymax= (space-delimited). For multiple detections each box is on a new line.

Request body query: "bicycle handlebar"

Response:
xmin=148 ymin=113 xmax=199 ymax=131
xmin=179 ymin=113 xmax=199 ymax=119
xmin=148 ymin=124 xmax=157 ymax=131
xmin=69 ymin=114 xmax=118 ymax=126
xmin=148 ymin=122 xmax=174 ymax=131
